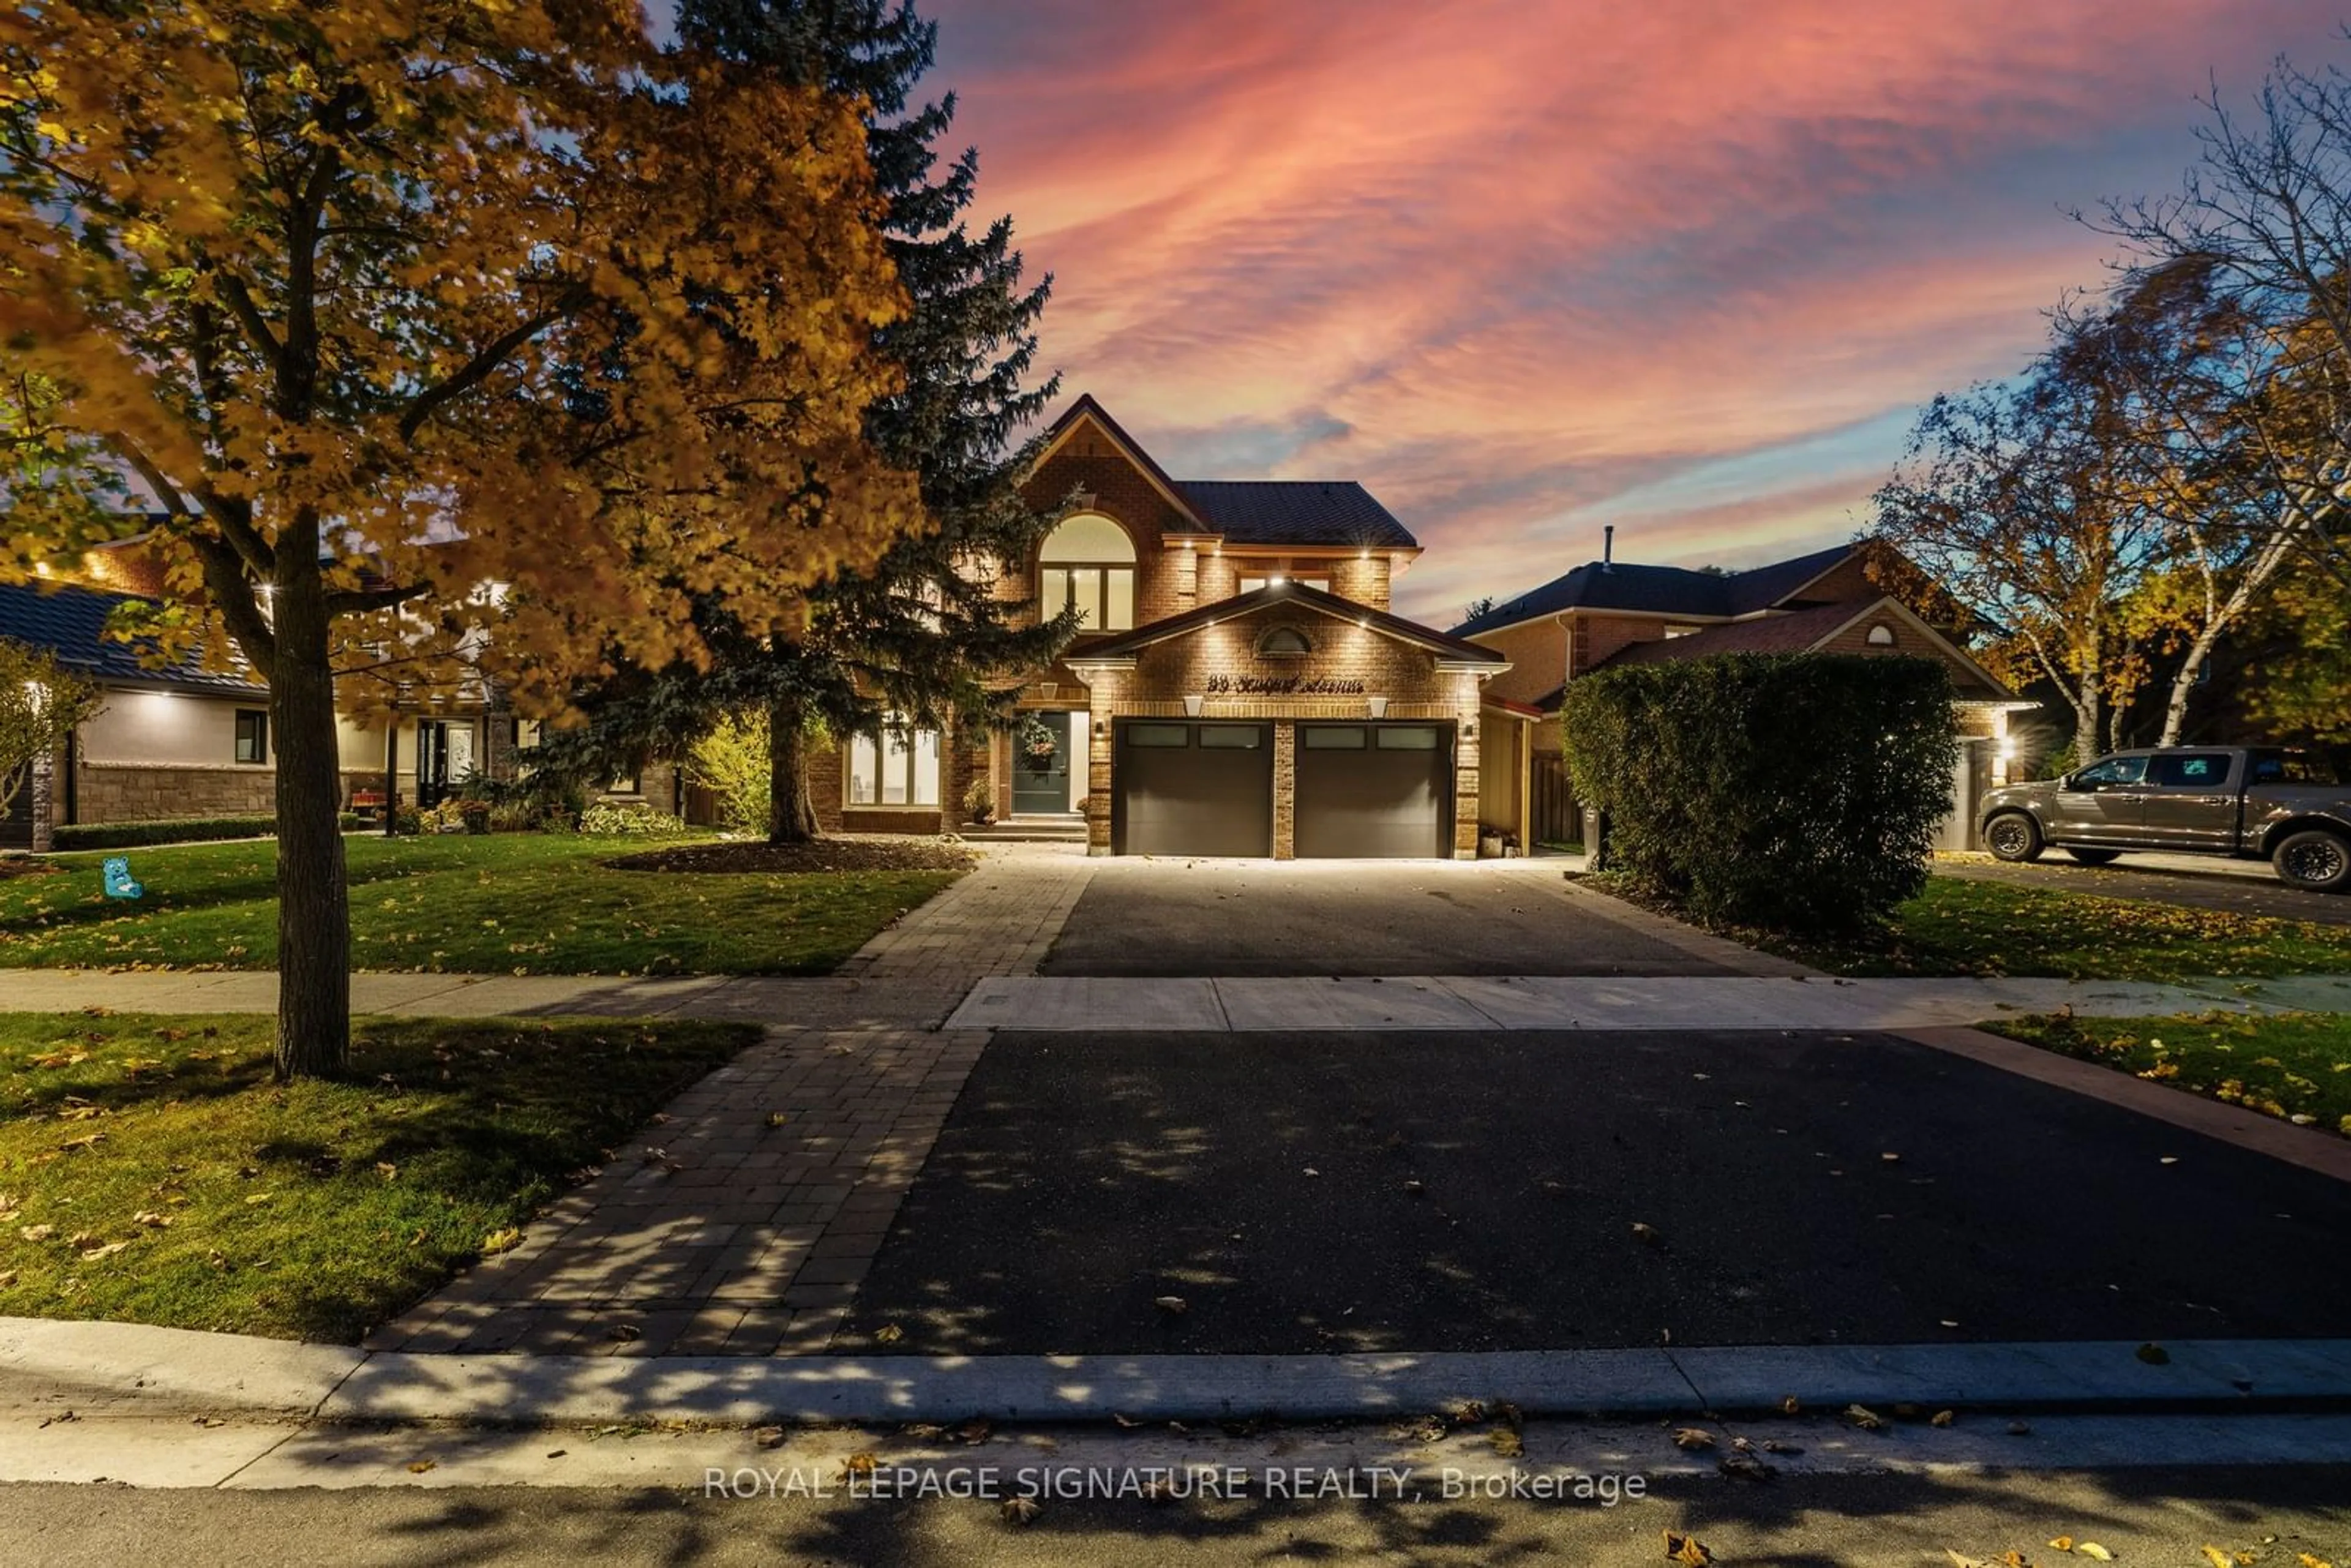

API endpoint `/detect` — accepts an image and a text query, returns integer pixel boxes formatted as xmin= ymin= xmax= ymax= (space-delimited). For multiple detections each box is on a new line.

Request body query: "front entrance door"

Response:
xmin=415 ymin=721 xmax=476 ymax=809
xmin=1013 ymin=712 xmax=1076 ymax=815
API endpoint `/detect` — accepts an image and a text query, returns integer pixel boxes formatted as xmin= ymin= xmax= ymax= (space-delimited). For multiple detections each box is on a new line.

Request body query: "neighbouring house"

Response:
xmin=0 ymin=546 xmax=676 ymax=849
xmin=795 ymin=394 xmax=1513 ymax=857
xmin=1452 ymin=533 xmax=2031 ymax=850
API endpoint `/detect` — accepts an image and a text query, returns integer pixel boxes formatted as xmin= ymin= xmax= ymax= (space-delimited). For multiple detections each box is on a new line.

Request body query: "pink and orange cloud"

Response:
xmin=928 ymin=0 xmax=2342 ymax=622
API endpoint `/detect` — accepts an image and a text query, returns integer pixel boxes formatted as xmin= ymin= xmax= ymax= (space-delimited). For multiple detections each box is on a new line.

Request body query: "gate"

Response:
xmin=1530 ymin=753 xmax=1580 ymax=847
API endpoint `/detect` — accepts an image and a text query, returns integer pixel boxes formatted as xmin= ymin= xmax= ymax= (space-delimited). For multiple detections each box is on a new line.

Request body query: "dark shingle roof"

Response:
xmin=0 ymin=579 xmax=263 ymax=694
xmin=1176 ymin=481 xmax=1419 ymax=550
xmin=1451 ymin=542 xmax=1856 ymax=636
xmin=1589 ymin=602 xmax=1864 ymax=668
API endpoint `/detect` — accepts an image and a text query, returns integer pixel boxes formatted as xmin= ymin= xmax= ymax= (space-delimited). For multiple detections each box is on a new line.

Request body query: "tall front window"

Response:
xmin=1038 ymin=513 xmax=1137 ymax=631
xmin=849 ymin=714 xmax=941 ymax=807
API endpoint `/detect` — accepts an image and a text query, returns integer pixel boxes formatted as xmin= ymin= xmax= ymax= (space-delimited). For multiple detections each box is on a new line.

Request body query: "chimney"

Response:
xmin=1602 ymin=525 xmax=1615 ymax=573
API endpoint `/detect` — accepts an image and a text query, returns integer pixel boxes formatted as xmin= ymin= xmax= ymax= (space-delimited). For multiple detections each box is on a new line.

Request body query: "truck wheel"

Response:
xmin=2064 ymin=847 xmax=2121 ymax=866
xmin=2272 ymin=829 xmax=2351 ymax=892
xmin=1984 ymin=812 xmax=2043 ymax=863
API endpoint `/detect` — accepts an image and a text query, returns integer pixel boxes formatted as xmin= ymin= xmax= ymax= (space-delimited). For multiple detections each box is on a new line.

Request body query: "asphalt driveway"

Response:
xmin=836 ymin=1028 xmax=2351 ymax=1356
xmin=1043 ymin=859 xmax=1733 ymax=976
xmin=1938 ymin=854 xmax=2351 ymax=926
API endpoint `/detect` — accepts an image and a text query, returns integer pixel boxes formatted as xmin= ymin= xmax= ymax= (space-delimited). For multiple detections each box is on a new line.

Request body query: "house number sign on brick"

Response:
xmin=1204 ymin=674 xmax=1370 ymax=696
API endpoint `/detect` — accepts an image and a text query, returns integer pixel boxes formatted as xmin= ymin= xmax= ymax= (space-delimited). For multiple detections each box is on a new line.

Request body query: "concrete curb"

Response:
xmin=0 ymin=1317 xmax=362 ymax=1417
xmin=9 ymin=1319 xmax=2350 ymax=1427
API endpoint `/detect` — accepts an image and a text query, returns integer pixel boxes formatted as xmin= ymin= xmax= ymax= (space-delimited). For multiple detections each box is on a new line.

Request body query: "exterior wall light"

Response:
xmin=1367 ymin=695 xmax=1389 ymax=719
xmin=1269 ymin=574 xmax=1287 ymax=586
xmin=1183 ymin=694 xmax=1204 ymax=716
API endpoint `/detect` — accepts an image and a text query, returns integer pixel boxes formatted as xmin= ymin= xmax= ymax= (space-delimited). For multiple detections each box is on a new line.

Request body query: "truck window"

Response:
xmin=2148 ymin=753 xmax=2232 ymax=787
xmin=2072 ymin=756 xmax=2147 ymax=787
xmin=2250 ymin=749 xmax=2341 ymax=786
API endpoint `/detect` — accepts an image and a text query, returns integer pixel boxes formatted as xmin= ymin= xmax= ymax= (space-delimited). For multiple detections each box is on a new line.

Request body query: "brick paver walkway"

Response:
xmin=367 ymin=844 xmax=1097 ymax=1357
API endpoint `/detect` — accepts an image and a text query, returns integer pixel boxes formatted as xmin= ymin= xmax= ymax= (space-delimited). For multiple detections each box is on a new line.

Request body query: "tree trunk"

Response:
xmin=269 ymin=565 xmax=352 ymax=1080
xmin=767 ymin=696 xmax=820 ymax=844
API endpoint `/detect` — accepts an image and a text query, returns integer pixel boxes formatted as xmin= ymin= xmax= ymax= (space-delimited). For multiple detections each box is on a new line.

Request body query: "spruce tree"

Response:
xmin=564 ymin=0 xmax=1068 ymax=839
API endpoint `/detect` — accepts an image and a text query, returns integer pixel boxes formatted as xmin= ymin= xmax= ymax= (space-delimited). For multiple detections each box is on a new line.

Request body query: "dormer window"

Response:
xmin=1257 ymin=626 xmax=1312 ymax=657
xmin=1038 ymin=513 xmax=1136 ymax=631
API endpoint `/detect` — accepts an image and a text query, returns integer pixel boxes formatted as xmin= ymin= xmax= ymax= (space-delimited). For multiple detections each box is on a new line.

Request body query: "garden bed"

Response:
xmin=605 ymin=836 xmax=974 ymax=875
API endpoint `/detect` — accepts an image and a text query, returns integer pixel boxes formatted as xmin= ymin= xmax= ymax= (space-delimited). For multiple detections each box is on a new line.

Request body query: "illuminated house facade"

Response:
xmin=800 ymin=395 xmax=1520 ymax=858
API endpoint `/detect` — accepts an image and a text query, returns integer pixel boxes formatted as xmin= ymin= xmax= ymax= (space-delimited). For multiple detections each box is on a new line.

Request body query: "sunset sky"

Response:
xmin=923 ymin=1 xmax=2345 ymax=625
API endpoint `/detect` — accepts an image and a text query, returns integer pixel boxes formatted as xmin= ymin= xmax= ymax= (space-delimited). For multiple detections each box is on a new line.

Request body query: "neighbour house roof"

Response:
xmin=1591 ymin=601 xmax=1865 ymax=666
xmin=1588 ymin=595 xmax=2014 ymax=700
xmin=1067 ymin=579 xmax=1506 ymax=667
xmin=0 ymin=578 xmax=264 ymax=694
xmin=1034 ymin=394 xmax=1421 ymax=551
xmin=1450 ymin=542 xmax=1858 ymax=636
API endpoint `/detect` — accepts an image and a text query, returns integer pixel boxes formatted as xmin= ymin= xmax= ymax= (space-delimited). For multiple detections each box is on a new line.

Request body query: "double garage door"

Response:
xmin=1112 ymin=719 xmax=1452 ymax=859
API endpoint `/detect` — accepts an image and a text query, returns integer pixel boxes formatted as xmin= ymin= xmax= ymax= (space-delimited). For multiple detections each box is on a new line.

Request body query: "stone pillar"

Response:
xmin=1453 ymin=675 xmax=1483 ymax=859
xmin=28 ymin=750 xmax=53 ymax=854
xmin=1084 ymin=679 xmax=1116 ymax=856
xmin=1272 ymin=720 xmax=1296 ymax=860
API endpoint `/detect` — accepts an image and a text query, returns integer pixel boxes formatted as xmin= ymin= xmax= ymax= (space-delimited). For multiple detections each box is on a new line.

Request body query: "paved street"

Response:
xmin=836 ymin=1027 xmax=2351 ymax=1356
xmin=1938 ymin=852 xmax=2351 ymax=925
xmin=10 ymin=1465 xmax=2350 ymax=1568
xmin=1042 ymin=858 xmax=1763 ymax=976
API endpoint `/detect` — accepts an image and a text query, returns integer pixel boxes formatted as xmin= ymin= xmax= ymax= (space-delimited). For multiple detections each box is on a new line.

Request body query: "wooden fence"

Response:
xmin=1530 ymin=754 xmax=1581 ymax=847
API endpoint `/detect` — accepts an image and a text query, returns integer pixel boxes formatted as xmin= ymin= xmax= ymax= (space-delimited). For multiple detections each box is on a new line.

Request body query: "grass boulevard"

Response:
xmin=0 ymin=833 xmax=968 ymax=977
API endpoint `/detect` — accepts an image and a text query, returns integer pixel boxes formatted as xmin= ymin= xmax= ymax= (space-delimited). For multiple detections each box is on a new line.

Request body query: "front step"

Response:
xmin=957 ymin=816 xmax=1087 ymax=844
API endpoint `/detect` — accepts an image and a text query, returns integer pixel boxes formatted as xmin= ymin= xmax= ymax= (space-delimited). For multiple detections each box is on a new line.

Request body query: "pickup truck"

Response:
xmin=1978 ymin=746 xmax=2351 ymax=891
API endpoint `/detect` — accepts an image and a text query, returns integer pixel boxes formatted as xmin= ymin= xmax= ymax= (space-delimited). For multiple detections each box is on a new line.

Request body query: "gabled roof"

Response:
xmin=1452 ymin=542 xmax=1858 ymax=636
xmin=1589 ymin=595 xmax=2013 ymax=700
xmin=0 ymin=579 xmax=263 ymax=694
xmin=1033 ymin=394 xmax=1420 ymax=551
xmin=1178 ymin=481 xmax=1417 ymax=550
xmin=1067 ymin=579 xmax=1505 ymax=667
xmin=1591 ymin=601 xmax=1863 ymax=666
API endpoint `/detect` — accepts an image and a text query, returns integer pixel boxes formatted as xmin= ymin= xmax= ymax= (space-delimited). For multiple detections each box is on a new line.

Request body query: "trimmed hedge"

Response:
xmin=1562 ymin=653 xmax=1960 ymax=934
xmin=53 ymin=814 xmax=276 ymax=851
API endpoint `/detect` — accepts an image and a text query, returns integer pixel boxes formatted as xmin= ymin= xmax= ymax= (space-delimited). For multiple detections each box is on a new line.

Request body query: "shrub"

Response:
xmin=54 ymin=814 xmax=276 ymax=850
xmin=579 ymin=801 xmax=689 ymax=838
xmin=686 ymin=710 xmax=771 ymax=836
xmin=1562 ymin=653 xmax=1960 ymax=934
xmin=338 ymin=812 xmax=367 ymax=831
xmin=962 ymin=776 xmax=994 ymax=825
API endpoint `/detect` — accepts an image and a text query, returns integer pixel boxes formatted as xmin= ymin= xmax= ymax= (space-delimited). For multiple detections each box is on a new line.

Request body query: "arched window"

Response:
xmin=1865 ymin=623 xmax=1896 ymax=647
xmin=1257 ymin=626 xmax=1311 ymax=656
xmin=1039 ymin=514 xmax=1138 ymax=631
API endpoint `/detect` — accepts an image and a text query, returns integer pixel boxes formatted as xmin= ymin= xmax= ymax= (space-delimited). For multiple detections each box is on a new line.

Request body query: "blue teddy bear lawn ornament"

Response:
xmin=102 ymin=856 xmax=143 ymax=900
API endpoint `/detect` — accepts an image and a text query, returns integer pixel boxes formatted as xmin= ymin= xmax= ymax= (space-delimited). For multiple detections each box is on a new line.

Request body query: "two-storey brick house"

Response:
xmin=797 ymin=394 xmax=1515 ymax=858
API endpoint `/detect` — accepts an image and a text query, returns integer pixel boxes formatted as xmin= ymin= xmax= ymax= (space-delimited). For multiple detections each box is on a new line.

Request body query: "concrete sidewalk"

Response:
xmin=10 ymin=1315 xmax=2351 ymax=1428
xmin=0 ymin=968 xmax=975 ymax=1027
xmin=944 ymin=971 xmax=2351 ymax=1032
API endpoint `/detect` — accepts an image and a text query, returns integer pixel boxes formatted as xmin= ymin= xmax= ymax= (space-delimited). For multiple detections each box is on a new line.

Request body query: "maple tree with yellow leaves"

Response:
xmin=0 ymin=1 xmax=922 ymax=1076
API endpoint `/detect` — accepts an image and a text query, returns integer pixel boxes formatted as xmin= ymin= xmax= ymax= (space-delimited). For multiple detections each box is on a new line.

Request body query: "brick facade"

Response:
xmin=1073 ymin=596 xmax=1489 ymax=858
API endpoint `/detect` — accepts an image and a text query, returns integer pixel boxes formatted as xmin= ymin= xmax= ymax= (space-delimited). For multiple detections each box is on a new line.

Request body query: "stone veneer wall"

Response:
xmin=75 ymin=761 xmax=280 ymax=822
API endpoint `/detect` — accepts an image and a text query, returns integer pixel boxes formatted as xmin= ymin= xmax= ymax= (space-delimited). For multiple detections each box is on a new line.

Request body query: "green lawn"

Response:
xmin=1993 ymin=1011 xmax=2351 ymax=1139
xmin=0 ymin=833 xmax=962 ymax=975
xmin=0 ymin=1011 xmax=759 ymax=1340
xmin=1608 ymin=873 xmax=2351 ymax=981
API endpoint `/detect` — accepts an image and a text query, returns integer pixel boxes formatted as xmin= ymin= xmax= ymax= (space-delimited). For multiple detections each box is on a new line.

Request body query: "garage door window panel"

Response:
xmin=1304 ymin=727 xmax=1367 ymax=749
